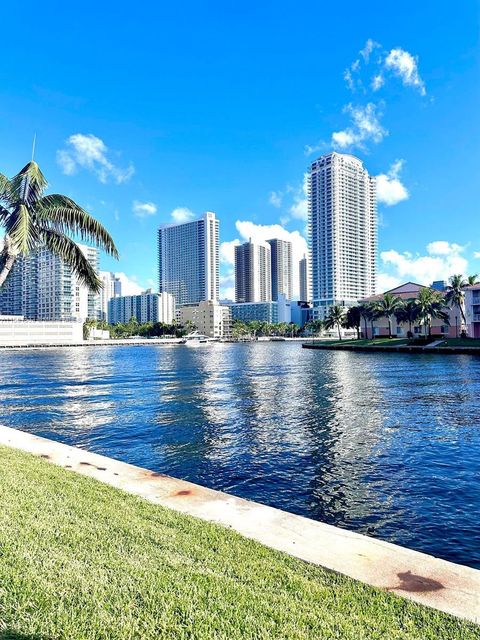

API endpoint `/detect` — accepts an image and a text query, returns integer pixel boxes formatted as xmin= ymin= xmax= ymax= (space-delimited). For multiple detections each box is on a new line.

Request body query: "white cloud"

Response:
xmin=132 ymin=201 xmax=157 ymax=218
xmin=376 ymin=160 xmax=409 ymax=206
xmin=234 ymin=220 xmax=308 ymax=298
xmin=360 ymin=39 xmax=380 ymax=63
xmin=371 ymin=74 xmax=384 ymax=91
xmin=379 ymin=241 xmax=468 ymax=289
xmin=384 ymin=48 xmax=426 ymax=95
xmin=220 ymin=239 xmax=241 ymax=266
xmin=269 ymin=191 xmax=283 ymax=208
xmin=170 ymin=207 xmax=195 ymax=223
xmin=57 ymin=134 xmax=134 ymax=184
xmin=289 ymin=173 xmax=309 ymax=221
xmin=376 ymin=273 xmax=402 ymax=293
xmin=332 ymin=103 xmax=388 ymax=150
xmin=115 ymin=272 xmax=145 ymax=296
xmin=474 ymin=252 xmax=480 ymax=259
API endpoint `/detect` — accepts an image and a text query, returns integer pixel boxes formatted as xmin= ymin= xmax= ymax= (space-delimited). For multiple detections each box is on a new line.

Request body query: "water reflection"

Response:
xmin=1 ymin=343 xmax=480 ymax=568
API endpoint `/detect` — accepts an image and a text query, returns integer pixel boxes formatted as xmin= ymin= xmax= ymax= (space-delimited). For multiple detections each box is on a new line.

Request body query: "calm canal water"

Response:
xmin=1 ymin=342 xmax=479 ymax=568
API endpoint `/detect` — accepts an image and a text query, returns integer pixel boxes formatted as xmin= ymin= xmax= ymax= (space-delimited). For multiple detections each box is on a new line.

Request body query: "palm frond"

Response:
xmin=0 ymin=204 xmax=11 ymax=225
xmin=35 ymin=195 xmax=119 ymax=258
xmin=9 ymin=162 xmax=47 ymax=207
xmin=3 ymin=204 xmax=40 ymax=254
xmin=0 ymin=172 xmax=11 ymax=200
xmin=40 ymin=229 xmax=102 ymax=292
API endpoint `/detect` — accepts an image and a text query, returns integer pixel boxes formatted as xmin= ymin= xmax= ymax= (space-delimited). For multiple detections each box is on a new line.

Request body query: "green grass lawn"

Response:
xmin=308 ymin=338 xmax=408 ymax=347
xmin=438 ymin=338 xmax=480 ymax=348
xmin=0 ymin=446 xmax=478 ymax=639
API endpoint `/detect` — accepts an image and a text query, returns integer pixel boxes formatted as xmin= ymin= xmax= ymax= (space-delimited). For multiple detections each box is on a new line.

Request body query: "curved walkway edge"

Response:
xmin=0 ymin=425 xmax=478 ymax=624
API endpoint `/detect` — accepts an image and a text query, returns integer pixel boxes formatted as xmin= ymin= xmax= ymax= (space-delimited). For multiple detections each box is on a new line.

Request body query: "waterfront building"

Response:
xmin=158 ymin=212 xmax=219 ymax=306
xmin=309 ymin=152 xmax=377 ymax=319
xmin=267 ymin=238 xmax=292 ymax=301
xmin=299 ymin=254 xmax=310 ymax=302
xmin=360 ymin=282 xmax=457 ymax=338
xmin=99 ymin=271 xmax=122 ymax=322
xmin=464 ymin=284 xmax=480 ymax=338
xmin=234 ymin=240 xmax=271 ymax=303
xmin=0 ymin=315 xmax=83 ymax=346
xmin=176 ymin=300 xmax=231 ymax=338
xmin=229 ymin=294 xmax=291 ymax=324
xmin=290 ymin=300 xmax=312 ymax=328
xmin=0 ymin=243 xmax=100 ymax=322
xmin=108 ymin=289 xmax=174 ymax=325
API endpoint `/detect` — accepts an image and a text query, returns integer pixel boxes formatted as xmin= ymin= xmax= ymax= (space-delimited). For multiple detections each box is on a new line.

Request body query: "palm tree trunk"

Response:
xmin=363 ymin=317 xmax=368 ymax=339
xmin=0 ymin=236 xmax=18 ymax=289
xmin=337 ymin=323 xmax=342 ymax=341
xmin=388 ymin=317 xmax=392 ymax=338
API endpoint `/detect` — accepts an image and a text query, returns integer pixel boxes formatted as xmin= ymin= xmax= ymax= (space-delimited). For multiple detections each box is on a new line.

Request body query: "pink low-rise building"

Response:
xmin=464 ymin=284 xmax=480 ymax=338
xmin=360 ymin=282 xmax=460 ymax=339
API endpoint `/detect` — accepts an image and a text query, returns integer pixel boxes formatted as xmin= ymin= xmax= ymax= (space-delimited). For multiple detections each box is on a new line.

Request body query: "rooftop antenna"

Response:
xmin=31 ymin=133 xmax=37 ymax=162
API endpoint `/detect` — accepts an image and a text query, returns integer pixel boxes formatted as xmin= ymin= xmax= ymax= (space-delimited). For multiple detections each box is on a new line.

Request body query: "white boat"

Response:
xmin=184 ymin=332 xmax=214 ymax=346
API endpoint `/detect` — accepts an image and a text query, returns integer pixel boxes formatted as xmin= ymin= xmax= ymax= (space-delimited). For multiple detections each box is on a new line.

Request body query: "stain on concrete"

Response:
xmin=175 ymin=490 xmax=192 ymax=496
xmin=40 ymin=454 xmax=50 ymax=459
xmin=396 ymin=571 xmax=444 ymax=593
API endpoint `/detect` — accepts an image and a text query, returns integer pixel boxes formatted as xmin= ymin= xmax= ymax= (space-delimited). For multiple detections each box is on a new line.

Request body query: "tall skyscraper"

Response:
xmin=99 ymin=271 xmax=122 ymax=322
xmin=267 ymin=238 xmax=292 ymax=301
xmin=0 ymin=244 xmax=100 ymax=321
xmin=309 ymin=152 xmax=376 ymax=318
xmin=299 ymin=254 xmax=310 ymax=302
xmin=158 ymin=211 xmax=219 ymax=306
xmin=234 ymin=240 xmax=271 ymax=303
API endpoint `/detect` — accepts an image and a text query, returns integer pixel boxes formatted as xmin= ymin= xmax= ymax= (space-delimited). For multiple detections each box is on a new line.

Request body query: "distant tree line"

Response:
xmin=84 ymin=318 xmax=196 ymax=339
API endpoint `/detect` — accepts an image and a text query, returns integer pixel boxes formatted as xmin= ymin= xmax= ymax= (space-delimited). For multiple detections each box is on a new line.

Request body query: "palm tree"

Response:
xmin=445 ymin=274 xmax=467 ymax=329
xmin=343 ymin=305 xmax=361 ymax=339
xmin=0 ymin=162 xmax=117 ymax=291
xmin=394 ymin=299 xmax=420 ymax=337
xmin=416 ymin=288 xmax=450 ymax=336
xmin=373 ymin=292 xmax=403 ymax=338
xmin=357 ymin=304 xmax=371 ymax=339
xmin=467 ymin=274 xmax=479 ymax=286
xmin=324 ymin=304 xmax=345 ymax=340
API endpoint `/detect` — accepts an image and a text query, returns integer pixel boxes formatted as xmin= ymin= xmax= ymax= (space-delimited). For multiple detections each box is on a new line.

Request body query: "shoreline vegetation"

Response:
xmin=1 ymin=445 xmax=478 ymax=639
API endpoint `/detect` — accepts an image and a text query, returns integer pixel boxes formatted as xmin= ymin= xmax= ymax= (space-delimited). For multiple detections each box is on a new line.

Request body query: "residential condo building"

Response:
xmin=299 ymin=254 xmax=310 ymax=302
xmin=234 ymin=240 xmax=272 ymax=303
xmin=309 ymin=152 xmax=376 ymax=319
xmin=158 ymin=212 xmax=219 ymax=306
xmin=267 ymin=238 xmax=292 ymax=301
xmin=176 ymin=300 xmax=231 ymax=338
xmin=229 ymin=294 xmax=291 ymax=325
xmin=108 ymin=290 xmax=175 ymax=325
xmin=0 ymin=244 xmax=100 ymax=322
xmin=99 ymin=271 xmax=122 ymax=322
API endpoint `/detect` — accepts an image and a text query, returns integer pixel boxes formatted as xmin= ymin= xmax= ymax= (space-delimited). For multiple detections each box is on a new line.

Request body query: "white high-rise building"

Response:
xmin=309 ymin=152 xmax=376 ymax=318
xmin=267 ymin=238 xmax=292 ymax=301
xmin=299 ymin=254 xmax=311 ymax=302
xmin=0 ymin=244 xmax=100 ymax=322
xmin=234 ymin=241 xmax=272 ymax=303
xmin=99 ymin=271 xmax=122 ymax=322
xmin=108 ymin=289 xmax=175 ymax=324
xmin=158 ymin=211 xmax=219 ymax=306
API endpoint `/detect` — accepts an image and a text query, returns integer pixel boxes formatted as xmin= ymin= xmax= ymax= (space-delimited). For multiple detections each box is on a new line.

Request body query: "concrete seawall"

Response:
xmin=302 ymin=343 xmax=480 ymax=355
xmin=0 ymin=425 xmax=478 ymax=623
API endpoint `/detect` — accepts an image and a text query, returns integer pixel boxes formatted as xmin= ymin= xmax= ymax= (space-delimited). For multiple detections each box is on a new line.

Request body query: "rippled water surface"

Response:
xmin=1 ymin=343 xmax=479 ymax=568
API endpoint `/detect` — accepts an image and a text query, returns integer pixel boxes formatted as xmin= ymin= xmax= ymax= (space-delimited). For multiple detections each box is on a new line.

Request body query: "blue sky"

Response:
xmin=1 ymin=1 xmax=479 ymax=297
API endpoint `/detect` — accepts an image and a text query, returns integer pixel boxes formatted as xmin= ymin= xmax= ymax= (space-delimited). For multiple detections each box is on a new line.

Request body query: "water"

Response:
xmin=1 ymin=342 xmax=479 ymax=568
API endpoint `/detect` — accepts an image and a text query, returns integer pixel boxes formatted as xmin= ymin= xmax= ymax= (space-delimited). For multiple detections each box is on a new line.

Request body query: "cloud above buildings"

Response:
xmin=375 ymin=160 xmax=409 ymax=206
xmin=307 ymin=39 xmax=426 ymax=157
xmin=114 ymin=272 xmax=144 ymax=295
xmin=170 ymin=207 xmax=195 ymax=223
xmin=132 ymin=201 xmax=157 ymax=218
xmin=377 ymin=241 xmax=468 ymax=293
xmin=331 ymin=102 xmax=388 ymax=150
xmin=57 ymin=134 xmax=134 ymax=184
